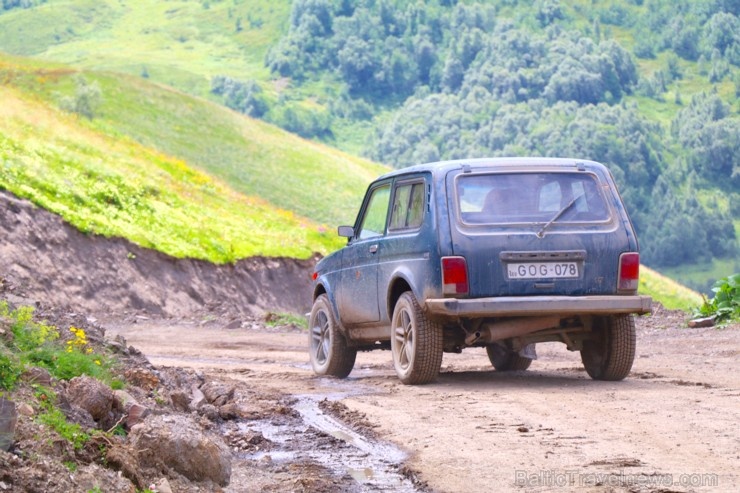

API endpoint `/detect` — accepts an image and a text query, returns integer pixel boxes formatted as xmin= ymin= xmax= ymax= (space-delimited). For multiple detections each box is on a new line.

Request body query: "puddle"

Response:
xmin=240 ymin=395 xmax=419 ymax=492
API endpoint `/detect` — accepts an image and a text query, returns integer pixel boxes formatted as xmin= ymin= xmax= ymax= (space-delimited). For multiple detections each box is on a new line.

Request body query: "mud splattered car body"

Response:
xmin=309 ymin=158 xmax=651 ymax=384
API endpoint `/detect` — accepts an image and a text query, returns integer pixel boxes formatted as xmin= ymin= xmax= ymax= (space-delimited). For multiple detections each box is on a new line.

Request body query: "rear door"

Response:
xmin=448 ymin=166 xmax=629 ymax=297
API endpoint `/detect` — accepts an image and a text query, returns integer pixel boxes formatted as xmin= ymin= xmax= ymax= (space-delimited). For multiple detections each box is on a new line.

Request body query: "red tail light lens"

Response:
xmin=618 ymin=252 xmax=640 ymax=292
xmin=442 ymin=256 xmax=468 ymax=295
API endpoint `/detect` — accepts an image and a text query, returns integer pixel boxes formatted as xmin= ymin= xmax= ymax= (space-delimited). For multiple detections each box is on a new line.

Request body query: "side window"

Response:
xmin=357 ymin=185 xmax=391 ymax=239
xmin=389 ymin=181 xmax=425 ymax=231
xmin=539 ymin=181 xmax=562 ymax=212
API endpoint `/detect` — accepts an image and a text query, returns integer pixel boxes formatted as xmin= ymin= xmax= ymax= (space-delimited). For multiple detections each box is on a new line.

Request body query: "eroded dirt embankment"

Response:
xmin=0 ymin=191 xmax=316 ymax=320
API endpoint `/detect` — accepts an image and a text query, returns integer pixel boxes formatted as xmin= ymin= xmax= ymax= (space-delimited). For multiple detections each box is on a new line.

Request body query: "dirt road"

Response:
xmin=108 ymin=315 xmax=739 ymax=493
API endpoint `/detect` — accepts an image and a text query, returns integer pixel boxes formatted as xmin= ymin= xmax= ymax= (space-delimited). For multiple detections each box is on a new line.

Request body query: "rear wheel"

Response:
xmin=580 ymin=314 xmax=636 ymax=381
xmin=309 ymin=294 xmax=356 ymax=378
xmin=486 ymin=343 xmax=533 ymax=371
xmin=391 ymin=292 xmax=443 ymax=385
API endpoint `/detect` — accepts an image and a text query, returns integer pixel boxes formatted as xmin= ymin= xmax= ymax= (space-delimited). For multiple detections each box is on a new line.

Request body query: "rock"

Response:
xmin=0 ymin=399 xmax=18 ymax=451
xmin=130 ymin=414 xmax=231 ymax=486
xmin=124 ymin=368 xmax=159 ymax=391
xmin=105 ymin=443 xmax=145 ymax=489
xmin=218 ymin=402 xmax=241 ymax=420
xmin=126 ymin=403 xmax=150 ymax=428
xmin=67 ymin=376 xmax=114 ymax=422
xmin=21 ymin=367 xmax=53 ymax=386
xmin=224 ymin=319 xmax=242 ymax=330
xmin=169 ymin=390 xmax=191 ymax=412
xmin=154 ymin=478 xmax=173 ymax=493
xmin=190 ymin=385 xmax=206 ymax=409
xmin=200 ymin=381 xmax=235 ymax=407
xmin=16 ymin=403 xmax=34 ymax=417
xmin=74 ymin=462 xmax=137 ymax=493
xmin=106 ymin=335 xmax=130 ymax=355
xmin=198 ymin=403 xmax=220 ymax=422
xmin=688 ymin=316 xmax=716 ymax=328
xmin=113 ymin=389 xmax=137 ymax=411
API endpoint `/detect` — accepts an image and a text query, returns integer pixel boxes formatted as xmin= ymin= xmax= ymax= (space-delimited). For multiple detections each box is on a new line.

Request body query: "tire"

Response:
xmin=580 ymin=314 xmax=636 ymax=381
xmin=309 ymin=294 xmax=357 ymax=378
xmin=486 ymin=343 xmax=533 ymax=371
xmin=390 ymin=292 xmax=443 ymax=385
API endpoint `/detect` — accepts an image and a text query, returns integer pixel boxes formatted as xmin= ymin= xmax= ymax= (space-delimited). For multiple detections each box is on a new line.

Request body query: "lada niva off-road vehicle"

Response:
xmin=309 ymin=158 xmax=652 ymax=384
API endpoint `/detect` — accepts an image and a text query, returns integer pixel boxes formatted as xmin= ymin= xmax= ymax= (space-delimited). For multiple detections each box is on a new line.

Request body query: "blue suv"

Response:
xmin=309 ymin=158 xmax=652 ymax=384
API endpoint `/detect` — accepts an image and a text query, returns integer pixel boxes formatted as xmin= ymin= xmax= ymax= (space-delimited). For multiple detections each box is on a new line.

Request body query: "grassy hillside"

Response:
xmin=0 ymin=0 xmax=287 ymax=97
xmin=640 ymin=266 xmax=703 ymax=312
xmin=0 ymin=53 xmax=385 ymax=262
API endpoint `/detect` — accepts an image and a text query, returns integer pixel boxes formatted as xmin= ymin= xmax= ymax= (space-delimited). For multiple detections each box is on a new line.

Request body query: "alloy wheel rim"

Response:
xmin=311 ymin=310 xmax=330 ymax=365
xmin=394 ymin=309 xmax=414 ymax=370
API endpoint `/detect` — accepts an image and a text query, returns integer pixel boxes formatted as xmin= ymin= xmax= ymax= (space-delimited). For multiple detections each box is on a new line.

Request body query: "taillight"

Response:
xmin=618 ymin=252 xmax=640 ymax=292
xmin=311 ymin=272 xmax=318 ymax=281
xmin=442 ymin=256 xmax=468 ymax=296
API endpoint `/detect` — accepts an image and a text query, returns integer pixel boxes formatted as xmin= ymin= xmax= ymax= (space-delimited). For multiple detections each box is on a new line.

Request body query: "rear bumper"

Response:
xmin=425 ymin=295 xmax=652 ymax=318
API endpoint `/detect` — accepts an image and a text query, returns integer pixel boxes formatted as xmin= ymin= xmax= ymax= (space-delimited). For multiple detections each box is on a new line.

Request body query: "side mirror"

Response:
xmin=337 ymin=226 xmax=354 ymax=238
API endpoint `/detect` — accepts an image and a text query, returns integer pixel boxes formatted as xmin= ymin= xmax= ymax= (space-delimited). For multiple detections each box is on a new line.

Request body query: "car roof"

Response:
xmin=375 ymin=157 xmax=607 ymax=182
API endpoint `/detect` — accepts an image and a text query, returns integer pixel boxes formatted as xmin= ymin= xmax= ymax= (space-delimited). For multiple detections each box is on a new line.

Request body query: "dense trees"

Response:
xmin=225 ymin=0 xmax=740 ymax=268
xmin=0 ymin=0 xmax=45 ymax=10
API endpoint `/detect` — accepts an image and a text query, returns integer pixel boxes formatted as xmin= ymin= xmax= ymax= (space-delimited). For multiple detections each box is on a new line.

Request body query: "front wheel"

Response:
xmin=309 ymin=294 xmax=356 ymax=378
xmin=580 ymin=314 xmax=636 ymax=381
xmin=391 ymin=292 xmax=443 ymax=385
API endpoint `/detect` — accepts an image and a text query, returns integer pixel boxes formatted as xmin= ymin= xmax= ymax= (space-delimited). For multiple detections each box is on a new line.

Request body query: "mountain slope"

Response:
xmin=0 ymin=54 xmax=384 ymax=261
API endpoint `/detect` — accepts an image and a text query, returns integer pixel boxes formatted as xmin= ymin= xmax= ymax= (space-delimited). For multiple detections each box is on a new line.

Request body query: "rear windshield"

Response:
xmin=456 ymin=172 xmax=611 ymax=225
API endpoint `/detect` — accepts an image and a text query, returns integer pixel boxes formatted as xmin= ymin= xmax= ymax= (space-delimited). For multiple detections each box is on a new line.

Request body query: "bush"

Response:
xmin=0 ymin=302 xmax=116 ymax=386
xmin=694 ymin=274 xmax=740 ymax=325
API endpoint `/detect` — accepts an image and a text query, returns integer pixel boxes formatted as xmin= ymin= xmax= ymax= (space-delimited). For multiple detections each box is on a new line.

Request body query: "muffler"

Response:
xmin=464 ymin=316 xmax=561 ymax=345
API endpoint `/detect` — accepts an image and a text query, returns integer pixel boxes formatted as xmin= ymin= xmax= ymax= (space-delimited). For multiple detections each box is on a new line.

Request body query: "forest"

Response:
xmin=210 ymin=0 xmax=739 ymax=288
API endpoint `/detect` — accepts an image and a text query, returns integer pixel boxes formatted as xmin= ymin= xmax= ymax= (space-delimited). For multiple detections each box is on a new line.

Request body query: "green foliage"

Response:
xmin=265 ymin=312 xmax=308 ymax=330
xmin=59 ymin=76 xmax=102 ymax=120
xmin=37 ymin=406 xmax=90 ymax=450
xmin=0 ymin=349 xmax=21 ymax=391
xmin=0 ymin=302 xmax=117 ymax=386
xmin=1 ymin=63 xmax=369 ymax=260
xmin=33 ymin=385 xmax=90 ymax=450
xmin=211 ymin=76 xmax=268 ymax=117
xmin=0 ymin=0 xmax=45 ymax=11
xmin=694 ymin=274 xmax=740 ymax=325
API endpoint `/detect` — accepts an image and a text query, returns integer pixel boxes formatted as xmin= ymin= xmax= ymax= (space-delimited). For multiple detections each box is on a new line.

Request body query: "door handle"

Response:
xmin=369 ymin=244 xmax=378 ymax=254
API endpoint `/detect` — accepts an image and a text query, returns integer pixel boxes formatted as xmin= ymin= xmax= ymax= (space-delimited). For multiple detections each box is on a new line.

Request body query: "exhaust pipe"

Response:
xmin=465 ymin=316 xmax=561 ymax=345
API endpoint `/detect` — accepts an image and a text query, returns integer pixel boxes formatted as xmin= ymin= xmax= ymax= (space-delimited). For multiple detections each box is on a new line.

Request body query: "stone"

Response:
xmin=125 ymin=403 xmax=150 ymax=429
xmin=105 ymin=444 xmax=145 ymax=489
xmin=154 ymin=478 xmax=173 ymax=493
xmin=113 ymin=389 xmax=137 ymax=411
xmin=218 ymin=402 xmax=241 ymax=420
xmin=123 ymin=368 xmax=159 ymax=391
xmin=169 ymin=390 xmax=191 ymax=412
xmin=200 ymin=381 xmax=235 ymax=407
xmin=190 ymin=385 xmax=206 ymax=409
xmin=67 ymin=376 xmax=114 ymax=422
xmin=130 ymin=414 xmax=231 ymax=486
xmin=21 ymin=367 xmax=53 ymax=386
xmin=688 ymin=316 xmax=716 ymax=328
xmin=16 ymin=403 xmax=34 ymax=417
xmin=0 ymin=399 xmax=17 ymax=451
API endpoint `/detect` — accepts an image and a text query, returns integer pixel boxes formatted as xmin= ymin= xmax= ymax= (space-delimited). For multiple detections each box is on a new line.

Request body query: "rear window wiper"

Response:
xmin=536 ymin=193 xmax=583 ymax=238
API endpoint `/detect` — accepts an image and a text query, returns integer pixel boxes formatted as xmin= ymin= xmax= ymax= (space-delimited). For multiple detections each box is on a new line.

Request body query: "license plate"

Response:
xmin=507 ymin=262 xmax=579 ymax=279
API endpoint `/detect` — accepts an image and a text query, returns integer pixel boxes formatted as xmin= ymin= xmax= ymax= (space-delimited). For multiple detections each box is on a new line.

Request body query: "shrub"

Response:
xmin=694 ymin=274 xmax=740 ymax=325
